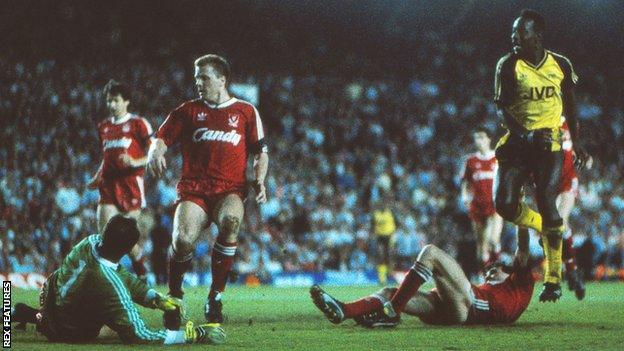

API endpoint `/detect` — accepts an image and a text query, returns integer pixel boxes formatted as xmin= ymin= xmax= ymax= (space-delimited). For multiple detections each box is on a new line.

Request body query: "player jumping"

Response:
xmin=493 ymin=9 xmax=588 ymax=301
xmin=311 ymin=227 xmax=534 ymax=327
xmin=88 ymin=79 xmax=152 ymax=279
xmin=147 ymin=54 xmax=269 ymax=329
xmin=11 ymin=215 xmax=224 ymax=345
xmin=460 ymin=127 xmax=503 ymax=268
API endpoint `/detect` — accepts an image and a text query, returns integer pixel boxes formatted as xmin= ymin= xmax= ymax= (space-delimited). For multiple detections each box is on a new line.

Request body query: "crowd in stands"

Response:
xmin=1 ymin=2 xmax=623 ymax=282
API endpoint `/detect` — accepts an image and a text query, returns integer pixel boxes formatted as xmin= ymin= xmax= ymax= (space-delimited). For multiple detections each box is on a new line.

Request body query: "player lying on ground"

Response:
xmin=88 ymin=79 xmax=153 ymax=279
xmin=11 ymin=215 xmax=225 ymax=345
xmin=311 ymin=227 xmax=534 ymax=327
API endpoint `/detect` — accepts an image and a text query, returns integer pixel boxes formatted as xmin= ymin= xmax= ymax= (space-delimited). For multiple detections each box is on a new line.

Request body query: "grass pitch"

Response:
xmin=10 ymin=282 xmax=624 ymax=350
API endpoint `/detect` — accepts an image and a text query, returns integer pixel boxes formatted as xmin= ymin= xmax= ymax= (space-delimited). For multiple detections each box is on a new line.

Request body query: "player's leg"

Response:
xmin=557 ymin=189 xmax=585 ymax=299
xmin=485 ymin=213 xmax=504 ymax=264
xmin=495 ymin=160 xmax=541 ymax=232
xmin=395 ymin=245 xmax=472 ymax=324
xmin=472 ymin=219 xmax=488 ymax=266
xmin=534 ymin=150 xmax=564 ymax=301
xmin=164 ymin=200 xmax=210 ymax=329
xmin=206 ymin=193 xmax=245 ymax=323
xmin=126 ymin=209 xmax=148 ymax=278
xmin=376 ymin=236 xmax=390 ymax=285
xmin=96 ymin=204 xmax=121 ymax=233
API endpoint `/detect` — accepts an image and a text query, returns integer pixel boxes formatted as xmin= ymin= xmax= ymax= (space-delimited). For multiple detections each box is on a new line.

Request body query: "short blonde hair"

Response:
xmin=194 ymin=54 xmax=231 ymax=83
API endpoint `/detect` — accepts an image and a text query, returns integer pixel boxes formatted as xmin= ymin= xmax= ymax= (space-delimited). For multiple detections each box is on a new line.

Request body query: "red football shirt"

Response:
xmin=561 ymin=120 xmax=577 ymax=181
xmin=156 ymin=97 xmax=266 ymax=195
xmin=470 ymin=268 xmax=535 ymax=324
xmin=462 ymin=151 xmax=497 ymax=207
xmin=97 ymin=113 xmax=152 ymax=179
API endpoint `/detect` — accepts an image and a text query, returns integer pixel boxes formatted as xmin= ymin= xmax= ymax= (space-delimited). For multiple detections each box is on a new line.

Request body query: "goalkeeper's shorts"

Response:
xmin=37 ymin=271 xmax=99 ymax=342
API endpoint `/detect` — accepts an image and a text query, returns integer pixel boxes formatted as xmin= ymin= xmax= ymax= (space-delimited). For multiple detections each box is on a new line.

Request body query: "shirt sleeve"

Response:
xmin=98 ymin=265 xmax=168 ymax=344
xmin=246 ymin=105 xmax=268 ymax=154
xmin=116 ymin=266 xmax=154 ymax=308
xmin=156 ymin=106 xmax=185 ymax=147
xmin=552 ymin=53 xmax=578 ymax=96
xmin=461 ymin=158 xmax=472 ymax=182
xmin=493 ymin=54 xmax=517 ymax=107
xmin=136 ymin=117 xmax=154 ymax=148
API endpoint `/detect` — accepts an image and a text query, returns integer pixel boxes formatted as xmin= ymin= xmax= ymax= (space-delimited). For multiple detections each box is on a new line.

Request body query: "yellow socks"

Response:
xmin=542 ymin=226 xmax=564 ymax=284
xmin=513 ymin=203 xmax=543 ymax=232
xmin=377 ymin=264 xmax=388 ymax=285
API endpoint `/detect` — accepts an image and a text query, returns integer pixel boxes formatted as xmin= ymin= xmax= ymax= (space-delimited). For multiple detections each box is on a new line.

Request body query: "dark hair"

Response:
xmin=520 ymin=9 xmax=545 ymax=34
xmin=473 ymin=126 xmax=491 ymax=138
xmin=103 ymin=79 xmax=132 ymax=101
xmin=100 ymin=215 xmax=140 ymax=260
xmin=194 ymin=54 xmax=231 ymax=84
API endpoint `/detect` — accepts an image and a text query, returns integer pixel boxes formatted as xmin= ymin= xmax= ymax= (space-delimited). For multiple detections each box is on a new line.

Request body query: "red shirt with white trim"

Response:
xmin=462 ymin=151 xmax=497 ymax=207
xmin=97 ymin=113 xmax=152 ymax=179
xmin=156 ymin=97 xmax=266 ymax=195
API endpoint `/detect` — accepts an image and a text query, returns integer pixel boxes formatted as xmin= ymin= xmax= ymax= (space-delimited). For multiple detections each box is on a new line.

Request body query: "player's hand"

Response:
xmin=152 ymin=292 xmax=184 ymax=312
xmin=119 ymin=153 xmax=136 ymax=168
xmin=573 ymin=148 xmax=591 ymax=170
xmin=253 ymin=180 xmax=267 ymax=204
xmin=184 ymin=321 xmax=226 ymax=344
xmin=147 ymin=140 xmax=167 ymax=177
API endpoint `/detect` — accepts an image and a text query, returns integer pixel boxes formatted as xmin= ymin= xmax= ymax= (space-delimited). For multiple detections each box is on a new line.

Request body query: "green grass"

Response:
xmin=10 ymin=283 xmax=624 ymax=350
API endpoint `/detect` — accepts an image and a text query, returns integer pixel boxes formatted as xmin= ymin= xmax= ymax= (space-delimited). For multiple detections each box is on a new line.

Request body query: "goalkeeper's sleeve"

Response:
xmin=99 ymin=264 xmax=169 ymax=343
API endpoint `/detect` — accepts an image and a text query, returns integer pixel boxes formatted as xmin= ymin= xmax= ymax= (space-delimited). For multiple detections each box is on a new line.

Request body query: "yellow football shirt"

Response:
xmin=494 ymin=50 xmax=578 ymax=131
xmin=373 ymin=209 xmax=396 ymax=237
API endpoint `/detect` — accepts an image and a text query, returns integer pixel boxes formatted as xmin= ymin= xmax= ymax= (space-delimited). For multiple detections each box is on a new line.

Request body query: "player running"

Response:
xmin=88 ymin=79 xmax=153 ymax=279
xmin=11 ymin=215 xmax=225 ymax=345
xmin=147 ymin=54 xmax=269 ymax=329
xmin=460 ymin=127 xmax=503 ymax=267
xmin=311 ymin=227 xmax=534 ymax=327
xmin=493 ymin=9 xmax=588 ymax=301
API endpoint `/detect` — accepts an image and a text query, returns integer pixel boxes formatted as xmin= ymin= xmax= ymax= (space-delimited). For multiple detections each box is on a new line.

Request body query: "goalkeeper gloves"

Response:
xmin=184 ymin=321 xmax=226 ymax=344
xmin=150 ymin=292 xmax=184 ymax=313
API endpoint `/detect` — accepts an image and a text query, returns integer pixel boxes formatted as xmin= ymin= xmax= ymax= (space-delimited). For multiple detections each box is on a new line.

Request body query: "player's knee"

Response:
xmin=220 ymin=215 xmax=241 ymax=236
xmin=172 ymin=228 xmax=195 ymax=257
xmin=417 ymin=244 xmax=438 ymax=265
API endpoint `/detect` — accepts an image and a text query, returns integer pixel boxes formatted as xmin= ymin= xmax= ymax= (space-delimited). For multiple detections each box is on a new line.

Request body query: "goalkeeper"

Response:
xmin=12 ymin=215 xmax=225 ymax=345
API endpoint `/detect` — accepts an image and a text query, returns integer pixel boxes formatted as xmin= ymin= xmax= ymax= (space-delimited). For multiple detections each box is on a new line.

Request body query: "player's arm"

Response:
xmin=115 ymin=266 xmax=180 ymax=310
xmin=120 ymin=117 xmax=154 ymax=169
xmin=148 ymin=107 xmax=184 ymax=177
xmin=253 ymin=152 xmax=269 ymax=203
xmin=88 ymin=161 xmax=104 ymax=189
xmin=493 ymin=54 xmax=533 ymax=139
xmin=558 ymin=56 xmax=589 ymax=169
xmin=459 ymin=159 xmax=472 ymax=208
xmin=247 ymin=106 xmax=269 ymax=204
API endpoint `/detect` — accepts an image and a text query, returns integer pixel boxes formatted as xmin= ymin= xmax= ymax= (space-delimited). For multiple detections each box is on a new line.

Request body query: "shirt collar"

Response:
xmin=204 ymin=97 xmax=237 ymax=109
xmin=91 ymin=242 xmax=119 ymax=270
xmin=475 ymin=150 xmax=495 ymax=161
xmin=112 ymin=113 xmax=132 ymax=125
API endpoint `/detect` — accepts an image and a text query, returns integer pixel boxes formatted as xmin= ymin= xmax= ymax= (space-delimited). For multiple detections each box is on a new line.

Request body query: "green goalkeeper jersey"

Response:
xmin=47 ymin=234 xmax=168 ymax=343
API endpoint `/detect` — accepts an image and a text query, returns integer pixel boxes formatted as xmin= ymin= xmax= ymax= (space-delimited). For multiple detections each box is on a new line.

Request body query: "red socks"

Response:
xmin=391 ymin=261 xmax=433 ymax=314
xmin=563 ymin=236 xmax=577 ymax=272
xmin=168 ymin=250 xmax=193 ymax=298
xmin=210 ymin=239 xmax=237 ymax=296
xmin=343 ymin=296 xmax=383 ymax=318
